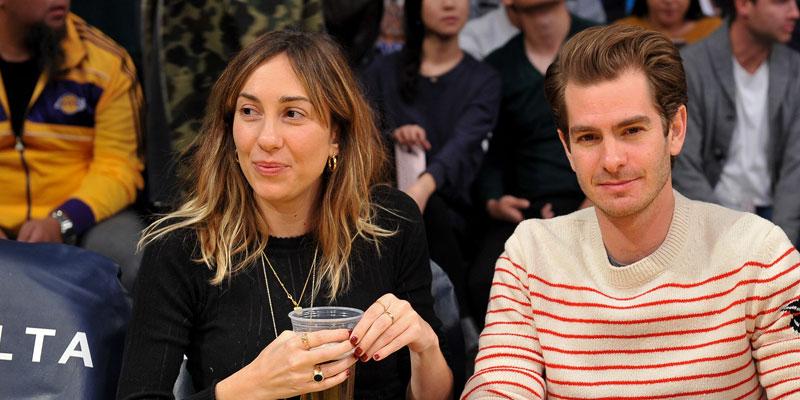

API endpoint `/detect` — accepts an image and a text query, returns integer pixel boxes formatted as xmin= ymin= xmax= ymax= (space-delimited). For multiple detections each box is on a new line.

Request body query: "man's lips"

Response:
xmin=597 ymin=178 xmax=639 ymax=188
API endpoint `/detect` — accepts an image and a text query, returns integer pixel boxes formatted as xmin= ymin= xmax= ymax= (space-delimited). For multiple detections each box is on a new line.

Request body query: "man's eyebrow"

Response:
xmin=568 ymin=115 xmax=652 ymax=136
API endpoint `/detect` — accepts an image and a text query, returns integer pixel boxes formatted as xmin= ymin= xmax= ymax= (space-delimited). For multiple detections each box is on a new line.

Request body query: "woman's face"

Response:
xmin=421 ymin=0 xmax=469 ymax=38
xmin=232 ymin=53 xmax=338 ymax=213
xmin=647 ymin=0 xmax=691 ymax=27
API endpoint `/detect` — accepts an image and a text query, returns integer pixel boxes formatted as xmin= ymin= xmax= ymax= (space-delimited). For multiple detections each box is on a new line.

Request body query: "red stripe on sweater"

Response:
xmin=501 ymin=247 xmax=796 ymax=301
xmin=479 ymin=344 xmax=543 ymax=358
xmin=530 ymin=277 xmax=799 ymax=325
xmin=760 ymin=361 xmax=800 ymax=376
xmin=479 ymin=332 xmax=538 ymax=341
xmin=774 ymin=387 xmax=800 ymax=400
xmin=536 ymin=316 xmax=745 ymax=339
xmin=547 ymin=358 xmax=752 ymax=386
xmin=540 ymin=334 xmax=745 ymax=355
xmin=487 ymin=307 xmax=534 ymax=321
xmin=495 ymin=267 xmax=529 ymax=290
xmin=485 ymin=389 xmax=513 ymax=399
xmin=766 ymin=376 xmax=800 ymax=389
xmin=546 ymin=369 xmax=756 ymax=399
xmin=731 ymin=381 xmax=762 ymax=400
xmin=475 ymin=352 xmax=544 ymax=365
xmin=489 ymin=294 xmax=532 ymax=308
xmin=484 ymin=320 xmax=532 ymax=329
xmin=491 ymin=281 xmax=527 ymax=294
xmin=462 ymin=380 xmax=543 ymax=400
xmin=542 ymin=345 xmax=749 ymax=371
xmin=754 ymin=348 xmax=800 ymax=363
xmin=527 ymin=261 xmax=800 ymax=310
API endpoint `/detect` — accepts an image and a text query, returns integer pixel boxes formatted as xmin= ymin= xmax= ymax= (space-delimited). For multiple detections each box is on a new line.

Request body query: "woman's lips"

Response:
xmin=253 ymin=161 xmax=288 ymax=176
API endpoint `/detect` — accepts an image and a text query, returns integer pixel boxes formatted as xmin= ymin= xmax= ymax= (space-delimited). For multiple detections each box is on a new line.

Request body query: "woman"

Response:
xmin=616 ymin=0 xmax=722 ymax=47
xmin=117 ymin=30 xmax=452 ymax=400
xmin=362 ymin=0 xmax=501 ymax=314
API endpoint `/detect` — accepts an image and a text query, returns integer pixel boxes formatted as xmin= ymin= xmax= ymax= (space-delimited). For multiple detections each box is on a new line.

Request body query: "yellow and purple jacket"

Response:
xmin=0 ymin=13 xmax=143 ymax=236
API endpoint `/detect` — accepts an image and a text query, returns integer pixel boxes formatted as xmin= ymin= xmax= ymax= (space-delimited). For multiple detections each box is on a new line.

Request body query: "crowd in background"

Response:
xmin=1 ymin=0 xmax=799 ymax=397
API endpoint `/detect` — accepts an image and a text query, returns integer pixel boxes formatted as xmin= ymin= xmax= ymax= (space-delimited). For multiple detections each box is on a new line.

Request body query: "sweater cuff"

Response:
xmin=425 ymin=163 xmax=445 ymax=190
xmin=56 ymin=199 xmax=95 ymax=236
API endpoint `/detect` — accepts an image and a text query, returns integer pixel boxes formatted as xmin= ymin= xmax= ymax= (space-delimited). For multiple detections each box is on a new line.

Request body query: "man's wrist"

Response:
xmin=50 ymin=209 xmax=76 ymax=244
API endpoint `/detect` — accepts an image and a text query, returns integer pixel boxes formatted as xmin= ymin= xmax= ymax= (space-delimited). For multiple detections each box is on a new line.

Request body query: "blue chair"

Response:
xmin=0 ymin=241 xmax=131 ymax=399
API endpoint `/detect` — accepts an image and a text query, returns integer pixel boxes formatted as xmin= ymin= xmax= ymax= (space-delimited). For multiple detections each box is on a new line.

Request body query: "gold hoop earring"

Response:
xmin=327 ymin=155 xmax=338 ymax=172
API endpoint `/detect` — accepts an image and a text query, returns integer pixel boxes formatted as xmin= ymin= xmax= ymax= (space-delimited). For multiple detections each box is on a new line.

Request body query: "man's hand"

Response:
xmin=392 ymin=124 xmax=432 ymax=151
xmin=404 ymin=173 xmax=437 ymax=213
xmin=486 ymin=195 xmax=530 ymax=223
xmin=540 ymin=203 xmax=555 ymax=219
xmin=17 ymin=217 xmax=63 ymax=243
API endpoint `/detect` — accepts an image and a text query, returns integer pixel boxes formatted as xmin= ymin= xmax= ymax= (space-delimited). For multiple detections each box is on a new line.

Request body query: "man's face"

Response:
xmin=558 ymin=69 xmax=686 ymax=220
xmin=505 ymin=0 xmax=567 ymax=37
xmin=1 ymin=0 xmax=70 ymax=30
xmin=739 ymin=0 xmax=799 ymax=44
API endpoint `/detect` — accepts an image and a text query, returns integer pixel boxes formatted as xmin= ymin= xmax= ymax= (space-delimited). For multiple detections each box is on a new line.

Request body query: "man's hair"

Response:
xmin=544 ymin=24 xmax=687 ymax=144
xmin=24 ymin=22 xmax=66 ymax=79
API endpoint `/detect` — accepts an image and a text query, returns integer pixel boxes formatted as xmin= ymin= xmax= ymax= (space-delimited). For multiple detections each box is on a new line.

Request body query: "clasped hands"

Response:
xmin=216 ymin=293 xmax=438 ymax=399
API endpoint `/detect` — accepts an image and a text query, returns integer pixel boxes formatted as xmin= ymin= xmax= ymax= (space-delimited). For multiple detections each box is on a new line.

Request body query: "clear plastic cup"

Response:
xmin=290 ymin=306 xmax=363 ymax=400
xmin=289 ymin=306 xmax=363 ymax=332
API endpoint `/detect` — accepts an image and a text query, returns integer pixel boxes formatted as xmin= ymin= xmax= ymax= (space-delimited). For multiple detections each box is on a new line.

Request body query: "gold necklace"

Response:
xmin=263 ymin=247 xmax=318 ymax=312
xmin=260 ymin=255 xmax=279 ymax=339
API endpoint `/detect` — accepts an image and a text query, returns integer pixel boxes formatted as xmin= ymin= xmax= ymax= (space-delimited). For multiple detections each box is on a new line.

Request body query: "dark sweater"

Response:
xmin=363 ymin=53 xmax=501 ymax=209
xmin=116 ymin=187 xmax=444 ymax=400
xmin=477 ymin=16 xmax=596 ymax=214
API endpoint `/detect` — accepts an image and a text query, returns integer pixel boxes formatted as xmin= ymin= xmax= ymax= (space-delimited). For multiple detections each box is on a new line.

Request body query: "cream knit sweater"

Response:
xmin=463 ymin=191 xmax=800 ymax=399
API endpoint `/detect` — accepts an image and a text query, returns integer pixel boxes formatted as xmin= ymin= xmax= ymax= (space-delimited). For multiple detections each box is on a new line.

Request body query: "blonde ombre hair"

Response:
xmin=140 ymin=30 xmax=391 ymax=300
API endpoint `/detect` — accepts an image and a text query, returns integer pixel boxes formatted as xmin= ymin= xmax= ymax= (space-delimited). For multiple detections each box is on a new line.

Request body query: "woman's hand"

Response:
xmin=349 ymin=294 xmax=439 ymax=363
xmin=216 ymin=329 xmax=357 ymax=399
xmin=392 ymin=124 xmax=432 ymax=151
xmin=404 ymin=173 xmax=436 ymax=213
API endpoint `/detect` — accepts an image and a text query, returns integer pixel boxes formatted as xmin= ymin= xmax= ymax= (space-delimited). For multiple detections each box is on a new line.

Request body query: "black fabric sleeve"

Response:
xmin=116 ymin=230 xmax=212 ymax=399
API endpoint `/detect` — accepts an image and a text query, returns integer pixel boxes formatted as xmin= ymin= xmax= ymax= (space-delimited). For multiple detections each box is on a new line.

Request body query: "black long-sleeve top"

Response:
xmin=362 ymin=53 xmax=501 ymax=209
xmin=116 ymin=187 xmax=445 ymax=399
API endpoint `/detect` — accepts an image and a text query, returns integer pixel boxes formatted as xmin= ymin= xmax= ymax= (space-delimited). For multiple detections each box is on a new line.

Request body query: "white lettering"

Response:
xmin=25 ymin=327 xmax=56 ymax=362
xmin=57 ymin=332 xmax=93 ymax=368
xmin=0 ymin=326 xmax=12 ymax=361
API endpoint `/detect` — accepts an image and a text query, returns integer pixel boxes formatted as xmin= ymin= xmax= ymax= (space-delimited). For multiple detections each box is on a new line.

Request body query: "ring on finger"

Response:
xmin=382 ymin=310 xmax=395 ymax=324
xmin=313 ymin=365 xmax=325 ymax=382
xmin=375 ymin=300 xmax=388 ymax=313
xmin=299 ymin=332 xmax=310 ymax=350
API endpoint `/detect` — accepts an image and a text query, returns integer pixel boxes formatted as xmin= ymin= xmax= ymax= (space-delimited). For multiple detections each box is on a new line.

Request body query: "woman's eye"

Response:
xmin=286 ymin=110 xmax=303 ymax=119
xmin=240 ymin=107 xmax=255 ymax=116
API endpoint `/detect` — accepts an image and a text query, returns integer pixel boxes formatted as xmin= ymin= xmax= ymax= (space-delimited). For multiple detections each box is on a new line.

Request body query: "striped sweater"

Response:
xmin=463 ymin=191 xmax=800 ymax=399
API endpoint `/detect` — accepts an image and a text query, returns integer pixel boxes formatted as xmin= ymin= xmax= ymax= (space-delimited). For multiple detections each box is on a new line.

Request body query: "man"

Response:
xmin=463 ymin=24 xmax=800 ymax=398
xmin=459 ymin=0 xmax=606 ymax=60
xmin=467 ymin=0 xmax=594 ymax=323
xmin=0 ymin=0 xmax=144 ymax=289
xmin=673 ymin=0 xmax=800 ymax=244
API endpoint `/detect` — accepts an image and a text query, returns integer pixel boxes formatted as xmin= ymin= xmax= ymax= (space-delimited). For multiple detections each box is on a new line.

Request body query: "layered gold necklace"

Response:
xmin=260 ymin=247 xmax=318 ymax=338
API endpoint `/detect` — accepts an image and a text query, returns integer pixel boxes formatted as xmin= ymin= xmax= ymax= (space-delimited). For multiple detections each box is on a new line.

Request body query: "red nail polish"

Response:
xmin=349 ymin=336 xmax=358 ymax=345
xmin=354 ymin=347 xmax=362 ymax=357
xmin=346 ymin=369 xmax=351 ymax=377
xmin=373 ymin=354 xmax=380 ymax=361
xmin=360 ymin=354 xmax=368 ymax=362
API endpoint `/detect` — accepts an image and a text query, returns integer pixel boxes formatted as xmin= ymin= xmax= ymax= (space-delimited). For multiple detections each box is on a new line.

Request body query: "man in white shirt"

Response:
xmin=674 ymin=0 xmax=800 ymax=244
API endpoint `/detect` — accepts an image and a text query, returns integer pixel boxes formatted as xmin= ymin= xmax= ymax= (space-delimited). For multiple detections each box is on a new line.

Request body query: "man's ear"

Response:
xmin=557 ymin=129 xmax=576 ymax=172
xmin=668 ymin=105 xmax=687 ymax=157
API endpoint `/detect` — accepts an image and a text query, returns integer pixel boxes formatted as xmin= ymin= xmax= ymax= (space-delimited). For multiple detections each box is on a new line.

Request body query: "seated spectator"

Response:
xmin=616 ymin=0 xmax=722 ymax=47
xmin=467 ymin=0 xmax=594 ymax=325
xmin=674 ymin=0 xmax=800 ymax=244
xmin=116 ymin=30 xmax=452 ymax=400
xmin=463 ymin=24 xmax=800 ymax=398
xmin=363 ymin=0 xmax=501 ymax=315
xmin=0 ymin=0 xmax=144 ymax=290
xmin=459 ymin=0 xmax=607 ymax=60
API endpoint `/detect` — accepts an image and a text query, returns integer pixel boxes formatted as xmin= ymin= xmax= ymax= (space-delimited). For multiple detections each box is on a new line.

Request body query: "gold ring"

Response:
xmin=375 ymin=300 xmax=388 ymax=312
xmin=300 ymin=332 xmax=310 ymax=350
xmin=382 ymin=310 xmax=395 ymax=324
xmin=313 ymin=365 xmax=324 ymax=382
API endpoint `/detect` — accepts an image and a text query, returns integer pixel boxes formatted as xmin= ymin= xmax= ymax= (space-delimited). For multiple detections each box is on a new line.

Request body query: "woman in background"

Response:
xmin=616 ymin=0 xmax=722 ymax=47
xmin=117 ymin=30 xmax=452 ymax=400
xmin=363 ymin=0 xmax=501 ymax=316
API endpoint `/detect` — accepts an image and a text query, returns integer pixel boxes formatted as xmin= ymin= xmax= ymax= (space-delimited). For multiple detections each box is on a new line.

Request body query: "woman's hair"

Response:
xmin=632 ymin=0 xmax=706 ymax=21
xmin=400 ymin=0 xmax=424 ymax=102
xmin=140 ymin=29 xmax=391 ymax=300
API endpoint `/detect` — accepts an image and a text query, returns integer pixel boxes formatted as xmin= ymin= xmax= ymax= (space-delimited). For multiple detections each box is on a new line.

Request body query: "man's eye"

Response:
xmin=576 ymin=134 xmax=597 ymax=143
xmin=624 ymin=127 xmax=643 ymax=135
